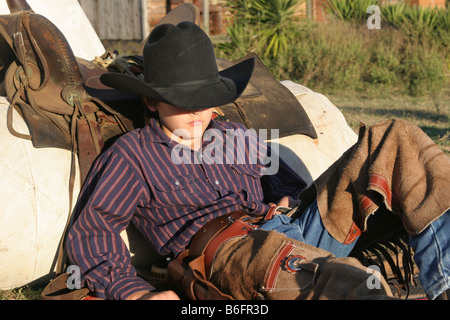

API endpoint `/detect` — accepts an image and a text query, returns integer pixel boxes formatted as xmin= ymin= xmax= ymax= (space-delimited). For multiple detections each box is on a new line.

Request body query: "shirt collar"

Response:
xmin=142 ymin=118 xmax=170 ymax=144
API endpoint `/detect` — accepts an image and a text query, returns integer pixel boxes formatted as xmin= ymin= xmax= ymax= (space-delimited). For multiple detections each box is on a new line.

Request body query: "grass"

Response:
xmin=325 ymin=88 xmax=450 ymax=154
xmin=0 ymin=286 xmax=43 ymax=300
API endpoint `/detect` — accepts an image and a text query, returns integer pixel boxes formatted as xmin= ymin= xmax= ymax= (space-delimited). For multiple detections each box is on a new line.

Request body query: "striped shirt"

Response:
xmin=67 ymin=118 xmax=306 ymax=299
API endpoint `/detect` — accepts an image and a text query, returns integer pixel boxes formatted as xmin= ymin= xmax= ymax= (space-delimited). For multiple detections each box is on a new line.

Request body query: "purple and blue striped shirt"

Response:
xmin=67 ymin=118 xmax=306 ymax=299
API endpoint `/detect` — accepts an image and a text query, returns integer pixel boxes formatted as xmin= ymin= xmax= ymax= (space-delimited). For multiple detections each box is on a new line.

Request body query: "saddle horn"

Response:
xmin=6 ymin=0 xmax=33 ymax=13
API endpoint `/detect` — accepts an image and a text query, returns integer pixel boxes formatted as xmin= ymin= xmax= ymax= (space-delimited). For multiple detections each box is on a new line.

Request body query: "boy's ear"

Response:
xmin=143 ymin=97 xmax=158 ymax=112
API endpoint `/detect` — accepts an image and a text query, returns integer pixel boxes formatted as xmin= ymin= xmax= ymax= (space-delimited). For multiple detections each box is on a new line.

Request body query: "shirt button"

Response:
xmin=215 ymin=180 xmax=220 ymax=185
xmin=175 ymin=181 xmax=181 ymax=186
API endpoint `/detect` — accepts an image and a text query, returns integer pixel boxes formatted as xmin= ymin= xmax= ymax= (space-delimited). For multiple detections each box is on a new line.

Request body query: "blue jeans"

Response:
xmin=409 ymin=210 xmax=450 ymax=300
xmin=260 ymin=200 xmax=450 ymax=299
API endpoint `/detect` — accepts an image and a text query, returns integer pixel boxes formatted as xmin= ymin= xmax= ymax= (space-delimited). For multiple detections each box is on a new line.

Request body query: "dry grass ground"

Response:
xmin=327 ymin=88 xmax=450 ymax=154
xmin=0 ymin=286 xmax=43 ymax=300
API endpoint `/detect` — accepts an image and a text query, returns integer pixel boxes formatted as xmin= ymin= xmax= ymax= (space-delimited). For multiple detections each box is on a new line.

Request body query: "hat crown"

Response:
xmin=99 ymin=21 xmax=255 ymax=110
xmin=143 ymin=22 xmax=219 ymax=87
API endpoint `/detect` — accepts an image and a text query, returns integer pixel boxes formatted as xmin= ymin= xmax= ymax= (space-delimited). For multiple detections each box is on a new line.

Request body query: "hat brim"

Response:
xmin=100 ymin=57 xmax=255 ymax=110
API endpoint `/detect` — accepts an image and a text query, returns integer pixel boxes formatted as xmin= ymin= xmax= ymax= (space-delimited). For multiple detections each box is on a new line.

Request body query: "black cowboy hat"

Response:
xmin=100 ymin=21 xmax=255 ymax=110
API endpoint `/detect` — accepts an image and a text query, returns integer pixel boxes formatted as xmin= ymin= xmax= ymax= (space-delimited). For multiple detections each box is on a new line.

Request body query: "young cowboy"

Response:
xmin=66 ymin=22 xmax=449 ymax=300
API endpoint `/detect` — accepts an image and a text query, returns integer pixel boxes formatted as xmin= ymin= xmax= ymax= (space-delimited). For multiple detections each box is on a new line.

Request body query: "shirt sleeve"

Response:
xmin=258 ymin=139 xmax=307 ymax=204
xmin=229 ymin=121 xmax=307 ymax=205
xmin=66 ymin=146 xmax=153 ymax=300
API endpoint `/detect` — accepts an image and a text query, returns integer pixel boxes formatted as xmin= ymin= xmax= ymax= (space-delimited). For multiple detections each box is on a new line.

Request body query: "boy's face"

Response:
xmin=148 ymin=101 xmax=213 ymax=145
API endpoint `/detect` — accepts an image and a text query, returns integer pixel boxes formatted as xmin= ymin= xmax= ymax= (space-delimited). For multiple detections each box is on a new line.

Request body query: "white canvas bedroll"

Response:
xmin=0 ymin=97 xmax=81 ymax=289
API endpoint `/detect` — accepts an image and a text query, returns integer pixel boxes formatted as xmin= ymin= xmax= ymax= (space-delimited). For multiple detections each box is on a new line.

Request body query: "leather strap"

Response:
xmin=188 ymin=211 xmax=260 ymax=279
xmin=41 ymin=273 xmax=90 ymax=300
xmin=187 ymin=206 xmax=298 ymax=279
xmin=189 ymin=211 xmax=249 ymax=258
xmin=203 ymin=219 xmax=258 ymax=278
xmin=264 ymin=206 xmax=278 ymax=221
xmin=265 ymin=205 xmax=296 ymax=220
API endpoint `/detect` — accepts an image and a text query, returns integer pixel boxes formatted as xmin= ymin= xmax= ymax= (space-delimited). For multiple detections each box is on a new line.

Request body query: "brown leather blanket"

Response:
xmin=301 ymin=119 xmax=450 ymax=242
xmin=296 ymin=119 xmax=450 ymax=291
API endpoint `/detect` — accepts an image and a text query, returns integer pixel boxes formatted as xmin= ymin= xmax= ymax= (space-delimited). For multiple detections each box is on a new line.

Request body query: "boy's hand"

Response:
xmin=269 ymin=196 xmax=301 ymax=215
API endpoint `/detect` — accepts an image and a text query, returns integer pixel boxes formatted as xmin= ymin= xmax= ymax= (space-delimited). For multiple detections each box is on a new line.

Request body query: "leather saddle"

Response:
xmin=216 ymin=54 xmax=317 ymax=139
xmin=0 ymin=9 xmax=128 ymax=183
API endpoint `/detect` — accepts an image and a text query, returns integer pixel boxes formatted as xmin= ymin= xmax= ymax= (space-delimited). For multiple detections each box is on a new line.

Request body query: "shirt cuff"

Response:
xmin=107 ymin=275 xmax=155 ymax=300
